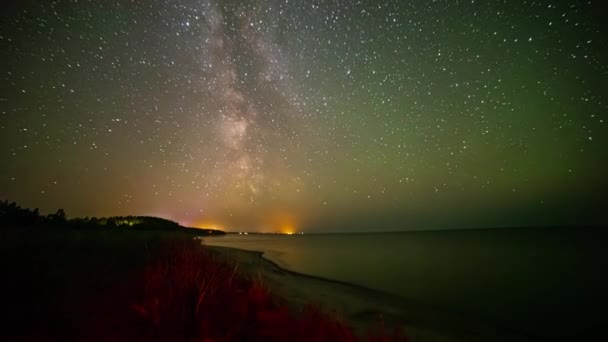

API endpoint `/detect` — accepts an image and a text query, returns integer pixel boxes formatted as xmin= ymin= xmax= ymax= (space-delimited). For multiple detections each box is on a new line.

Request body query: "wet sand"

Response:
xmin=205 ymin=244 xmax=537 ymax=342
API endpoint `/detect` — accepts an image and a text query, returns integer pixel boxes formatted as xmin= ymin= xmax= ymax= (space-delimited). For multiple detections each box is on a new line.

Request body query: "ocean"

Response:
xmin=202 ymin=227 xmax=606 ymax=340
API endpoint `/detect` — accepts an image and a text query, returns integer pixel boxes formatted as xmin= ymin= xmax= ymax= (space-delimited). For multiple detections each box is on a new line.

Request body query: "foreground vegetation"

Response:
xmin=0 ymin=202 xmax=406 ymax=341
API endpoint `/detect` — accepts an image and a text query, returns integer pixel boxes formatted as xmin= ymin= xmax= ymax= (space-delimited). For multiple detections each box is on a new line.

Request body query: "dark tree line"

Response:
xmin=0 ymin=200 xmax=66 ymax=227
xmin=0 ymin=200 xmax=225 ymax=236
xmin=68 ymin=215 xmax=181 ymax=231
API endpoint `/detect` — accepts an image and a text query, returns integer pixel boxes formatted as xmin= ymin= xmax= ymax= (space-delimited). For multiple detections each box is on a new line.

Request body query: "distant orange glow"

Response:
xmin=191 ymin=220 xmax=224 ymax=231
xmin=280 ymin=224 xmax=296 ymax=235
xmin=188 ymin=212 xmax=300 ymax=233
xmin=266 ymin=212 xmax=299 ymax=234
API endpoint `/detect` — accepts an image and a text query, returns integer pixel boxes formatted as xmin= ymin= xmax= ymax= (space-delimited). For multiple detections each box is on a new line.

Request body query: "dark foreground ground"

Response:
xmin=0 ymin=228 xmax=405 ymax=341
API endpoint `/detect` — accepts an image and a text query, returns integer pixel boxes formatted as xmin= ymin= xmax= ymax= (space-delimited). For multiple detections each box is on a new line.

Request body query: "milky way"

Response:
xmin=1 ymin=0 xmax=607 ymax=231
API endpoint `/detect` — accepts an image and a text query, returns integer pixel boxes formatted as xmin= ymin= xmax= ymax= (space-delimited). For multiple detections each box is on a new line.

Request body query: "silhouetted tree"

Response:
xmin=1 ymin=200 xmax=42 ymax=227
xmin=47 ymin=209 xmax=67 ymax=225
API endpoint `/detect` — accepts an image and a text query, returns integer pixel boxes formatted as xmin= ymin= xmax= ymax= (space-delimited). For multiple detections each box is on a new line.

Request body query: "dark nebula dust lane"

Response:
xmin=1 ymin=0 xmax=607 ymax=231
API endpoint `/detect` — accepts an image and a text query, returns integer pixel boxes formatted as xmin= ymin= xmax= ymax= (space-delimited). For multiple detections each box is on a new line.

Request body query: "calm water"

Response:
xmin=203 ymin=227 xmax=606 ymax=339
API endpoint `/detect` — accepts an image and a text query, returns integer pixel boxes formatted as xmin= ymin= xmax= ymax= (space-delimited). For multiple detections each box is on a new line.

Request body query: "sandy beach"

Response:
xmin=206 ymin=244 xmax=537 ymax=342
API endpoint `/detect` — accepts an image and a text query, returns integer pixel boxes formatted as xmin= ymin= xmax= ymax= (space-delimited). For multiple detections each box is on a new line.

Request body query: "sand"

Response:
xmin=205 ymin=244 xmax=537 ymax=342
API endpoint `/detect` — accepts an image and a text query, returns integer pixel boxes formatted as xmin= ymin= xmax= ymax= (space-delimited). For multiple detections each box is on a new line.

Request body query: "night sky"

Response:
xmin=1 ymin=0 xmax=606 ymax=232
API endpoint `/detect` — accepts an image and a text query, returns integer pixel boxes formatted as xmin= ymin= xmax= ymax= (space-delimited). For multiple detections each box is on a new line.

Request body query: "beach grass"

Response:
xmin=0 ymin=227 xmax=405 ymax=341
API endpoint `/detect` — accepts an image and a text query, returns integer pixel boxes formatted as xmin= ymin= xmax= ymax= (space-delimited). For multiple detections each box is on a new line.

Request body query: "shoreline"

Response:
xmin=204 ymin=244 xmax=538 ymax=342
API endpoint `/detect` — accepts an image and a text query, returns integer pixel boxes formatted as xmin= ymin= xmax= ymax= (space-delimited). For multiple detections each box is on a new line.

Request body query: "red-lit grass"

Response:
xmin=0 ymin=230 xmax=405 ymax=341
xmin=122 ymin=237 xmax=406 ymax=341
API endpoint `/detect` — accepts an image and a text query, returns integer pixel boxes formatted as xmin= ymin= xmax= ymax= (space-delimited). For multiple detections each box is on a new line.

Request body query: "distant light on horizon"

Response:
xmin=191 ymin=219 xmax=225 ymax=231
xmin=280 ymin=224 xmax=297 ymax=235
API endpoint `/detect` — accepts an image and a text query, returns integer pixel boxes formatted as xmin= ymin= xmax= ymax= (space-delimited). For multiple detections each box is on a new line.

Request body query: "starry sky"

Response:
xmin=1 ymin=0 xmax=607 ymax=232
